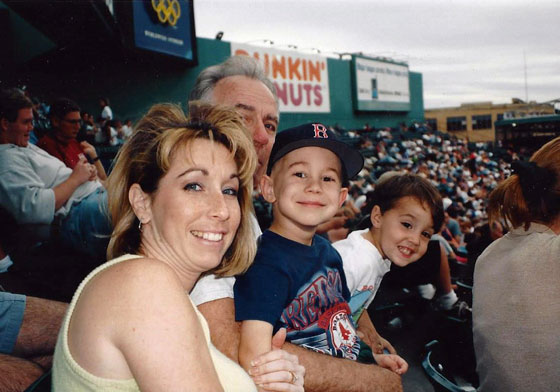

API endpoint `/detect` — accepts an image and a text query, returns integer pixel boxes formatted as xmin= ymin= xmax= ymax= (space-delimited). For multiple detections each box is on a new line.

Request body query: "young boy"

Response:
xmin=333 ymin=173 xmax=445 ymax=328
xmin=234 ymin=123 xmax=407 ymax=376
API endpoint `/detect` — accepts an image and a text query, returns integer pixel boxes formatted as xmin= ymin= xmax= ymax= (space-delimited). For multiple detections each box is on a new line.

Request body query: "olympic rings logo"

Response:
xmin=151 ymin=0 xmax=181 ymax=26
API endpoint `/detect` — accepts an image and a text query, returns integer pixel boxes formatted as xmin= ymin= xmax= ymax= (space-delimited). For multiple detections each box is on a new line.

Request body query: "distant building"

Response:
xmin=424 ymin=100 xmax=555 ymax=142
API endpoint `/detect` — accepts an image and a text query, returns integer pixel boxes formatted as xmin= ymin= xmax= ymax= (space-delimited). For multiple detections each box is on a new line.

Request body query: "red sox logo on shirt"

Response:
xmin=312 ymin=123 xmax=329 ymax=139
xmin=329 ymin=308 xmax=358 ymax=360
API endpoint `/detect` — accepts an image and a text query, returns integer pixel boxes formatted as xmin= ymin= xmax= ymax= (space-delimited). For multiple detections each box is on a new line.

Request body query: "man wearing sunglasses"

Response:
xmin=38 ymin=98 xmax=107 ymax=181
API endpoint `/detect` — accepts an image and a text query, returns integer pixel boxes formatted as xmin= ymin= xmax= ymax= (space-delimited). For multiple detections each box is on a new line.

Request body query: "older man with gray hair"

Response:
xmin=190 ymin=56 xmax=402 ymax=392
xmin=190 ymin=55 xmax=279 ymax=187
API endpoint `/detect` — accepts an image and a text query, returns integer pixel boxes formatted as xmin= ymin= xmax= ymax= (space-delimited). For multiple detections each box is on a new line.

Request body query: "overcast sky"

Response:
xmin=194 ymin=0 xmax=560 ymax=109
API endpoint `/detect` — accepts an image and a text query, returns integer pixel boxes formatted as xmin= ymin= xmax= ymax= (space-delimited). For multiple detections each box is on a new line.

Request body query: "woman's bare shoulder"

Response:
xmin=77 ymin=257 xmax=192 ymax=321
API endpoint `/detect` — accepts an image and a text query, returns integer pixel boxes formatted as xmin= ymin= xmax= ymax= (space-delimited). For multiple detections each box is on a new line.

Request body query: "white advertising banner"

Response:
xmin=231 ymin=43 xmax=330 ymax=113
xmin=353 ymin=55 xmax=410 ymax=111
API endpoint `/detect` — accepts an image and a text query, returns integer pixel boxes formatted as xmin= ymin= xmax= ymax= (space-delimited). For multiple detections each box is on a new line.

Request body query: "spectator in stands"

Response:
xmin=78 ymin=111 xmax=98 ymax=144
xmin=94 ymin=119 xmax=108 ymax=145
xmin=465 ymin=220 xmax=503 ymax=265
xmin=121 ymin=118 xmax=134 ymax=140
xmin=189 ymin=56 xmax=402 ymax=392
xmin=52 ymin=102 xmax=305 ymax=391
xmin=0 ymin=88 xmax=110 ymax=259
xmin=473 ymin=136 xmax=560 ymax=392
xmin=29 ymin=96 xmax=50 ymax=144
xmin=98 ymin=97 xmax=112 ymax=123
xmin=0 ymin=291 xmax=67 ymax=392
xmin=112 ymin=119 xmax=125 ymax=144
xmin=442 ymin=203 xmax=462 ymax=250
xmin=103 ymin=120 xmax=119 ymax=146
xmin=38 ymin=98 xmax=107 ymax=181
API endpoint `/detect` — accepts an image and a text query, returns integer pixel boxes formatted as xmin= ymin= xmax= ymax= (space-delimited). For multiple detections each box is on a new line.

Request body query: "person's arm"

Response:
xmin=197 ymin=298 xmax=240 ymax=362
xmin=199 ymin=298 xmax=403 ymax=392
xmin=52 ymin=157 xmax=92 ymax=210
xmin=238 ymin=320 xmax=273 ymax=371
xmin=0 ymin=354 xmax=44 ymax=392
xmin=250 ymin=328 xmax=305 ymax=390
xmin=449 ymin=221 xmax=463 ymax=247
xmin=436 ymin=243 xmax=453 ymax=295
xmin=453 ymin=233 xmax=462 ymax=246
xmin=80 ymin=141 xmax=107 ymax=180
xmin=13 ymin=296 xmax=67 ymax=366
xmin=443 ymin=226 xmax=460 ymax=249
xmin=282 ymin=343 xmax=402 ymax=392
xmin=356 ymin=311 xmax=396 ymax=355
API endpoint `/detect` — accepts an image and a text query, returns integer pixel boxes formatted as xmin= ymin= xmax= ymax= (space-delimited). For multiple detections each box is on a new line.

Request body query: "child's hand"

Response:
xmin=373 ymin=353 xmax=409 ymax=375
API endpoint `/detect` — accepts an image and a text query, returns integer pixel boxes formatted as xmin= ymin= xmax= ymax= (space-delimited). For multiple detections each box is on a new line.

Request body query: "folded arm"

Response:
xmin=283 ymin=342 xmax=402 ymax=392
xmin=53 ymin=158 xmax=92 ymax=209
xmin=239 ymin=320 xmax=273 ymax=371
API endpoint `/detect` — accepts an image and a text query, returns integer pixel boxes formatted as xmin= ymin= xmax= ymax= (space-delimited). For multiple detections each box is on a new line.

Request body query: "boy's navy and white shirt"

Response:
xmin=234 ymin=230 xmax=361 ymax=360
xmin=333 ymin=228 xmax=391 ymax=323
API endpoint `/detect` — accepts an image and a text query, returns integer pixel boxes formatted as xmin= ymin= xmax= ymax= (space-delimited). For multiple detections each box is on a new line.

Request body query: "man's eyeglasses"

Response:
xmin=62 ymin=119 xmax=83 ymax=125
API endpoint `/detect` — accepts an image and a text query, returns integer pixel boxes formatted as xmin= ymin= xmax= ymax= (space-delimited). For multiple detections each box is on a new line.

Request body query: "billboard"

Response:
xmin=351 ymin=55 xmax=410 ymax=111
xmin=128 ymin=0 xmax=197 ymax=63
xmin=231 ymin=43 xmax=330 ymax=113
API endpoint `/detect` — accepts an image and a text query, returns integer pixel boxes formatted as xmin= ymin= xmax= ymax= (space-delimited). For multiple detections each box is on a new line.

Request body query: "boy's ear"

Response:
xmin=129 ymin=184 xmax=152 ymax=224
xmin=370 ymin=205 xmax=383 ymax=228
xmin=259 ymin=175 xmax=276 ymax=203
xmin=338 ymin=187 xmax=349 ymax=208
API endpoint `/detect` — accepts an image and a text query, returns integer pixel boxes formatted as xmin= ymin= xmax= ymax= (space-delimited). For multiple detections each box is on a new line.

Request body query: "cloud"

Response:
xmin=195 ymin=0 xmax=560 ymax=108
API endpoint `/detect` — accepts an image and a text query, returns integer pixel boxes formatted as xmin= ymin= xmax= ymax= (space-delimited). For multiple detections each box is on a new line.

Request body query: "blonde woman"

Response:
xmin=52 ymin=103 xmax=305 ymax=391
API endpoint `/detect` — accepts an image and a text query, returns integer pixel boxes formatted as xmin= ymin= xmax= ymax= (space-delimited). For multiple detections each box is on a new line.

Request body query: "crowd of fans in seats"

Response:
xmin=28 ymin=92 xmax=134 ymax=149
xmin=19 ymin=87 xmax=537 ymax=266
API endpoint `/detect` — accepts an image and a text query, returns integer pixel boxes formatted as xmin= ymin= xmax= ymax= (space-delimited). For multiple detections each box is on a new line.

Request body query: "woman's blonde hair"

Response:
xmin=106 ymin=102 xmax=257 ymax=276
xmin=488 ymin=136 xmax=560 ymax=230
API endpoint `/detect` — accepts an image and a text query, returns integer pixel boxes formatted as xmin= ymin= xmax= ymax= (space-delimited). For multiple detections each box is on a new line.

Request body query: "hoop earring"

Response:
xmin=138 ymin=220 xmax=143 ymax=232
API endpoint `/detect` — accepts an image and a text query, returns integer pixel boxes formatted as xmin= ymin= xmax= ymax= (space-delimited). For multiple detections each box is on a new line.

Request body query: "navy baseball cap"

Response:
xmin=266 ymin=123 xmax=364 ymax=183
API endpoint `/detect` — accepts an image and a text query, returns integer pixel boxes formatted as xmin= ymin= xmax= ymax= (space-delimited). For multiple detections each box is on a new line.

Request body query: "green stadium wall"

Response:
xmin=5 ymin=34 xmax=424 ymax=131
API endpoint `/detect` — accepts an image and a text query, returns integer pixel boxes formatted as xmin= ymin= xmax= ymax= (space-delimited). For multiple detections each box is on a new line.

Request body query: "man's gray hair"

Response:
xmin=189 ymin=56 xmax=278 ymax=105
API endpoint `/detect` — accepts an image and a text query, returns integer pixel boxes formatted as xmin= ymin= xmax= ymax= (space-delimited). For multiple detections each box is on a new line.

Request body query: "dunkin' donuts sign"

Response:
xmin=231 ymin=43 xmax=331 ymax=113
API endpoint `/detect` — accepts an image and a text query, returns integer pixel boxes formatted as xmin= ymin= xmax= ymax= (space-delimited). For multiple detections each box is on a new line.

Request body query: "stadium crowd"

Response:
xmin=1 ymin=55 xmax=558 ymax=392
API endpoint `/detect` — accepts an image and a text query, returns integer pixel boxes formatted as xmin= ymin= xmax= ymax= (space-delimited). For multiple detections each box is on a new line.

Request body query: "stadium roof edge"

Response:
xmin=495 ymin=114 xmax=560 ymax=126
